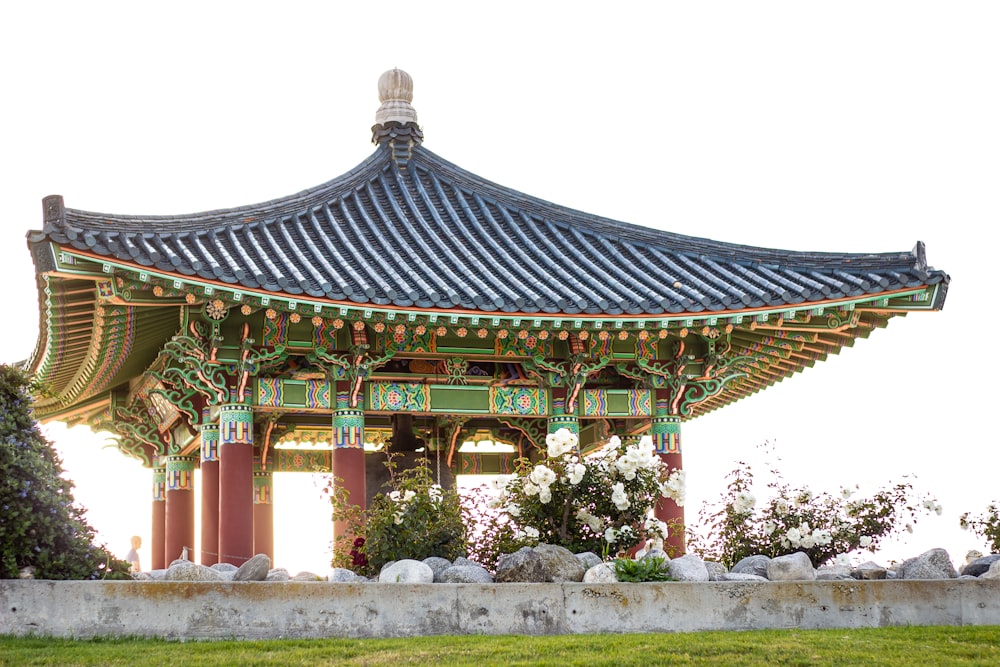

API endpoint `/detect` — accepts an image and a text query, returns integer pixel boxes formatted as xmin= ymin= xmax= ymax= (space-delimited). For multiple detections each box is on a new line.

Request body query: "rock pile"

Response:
xmin=133 ymin=546 xmax=1000 ymax=584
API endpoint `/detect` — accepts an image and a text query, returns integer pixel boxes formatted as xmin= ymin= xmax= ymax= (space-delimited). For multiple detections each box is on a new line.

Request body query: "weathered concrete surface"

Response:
xmin=2 ymin=580 xmax=1000 ymax=639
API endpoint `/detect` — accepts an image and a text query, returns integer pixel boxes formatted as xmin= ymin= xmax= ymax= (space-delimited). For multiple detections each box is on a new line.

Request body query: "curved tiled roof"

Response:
xmin=31 ymin=143 xmax=948 ymax=318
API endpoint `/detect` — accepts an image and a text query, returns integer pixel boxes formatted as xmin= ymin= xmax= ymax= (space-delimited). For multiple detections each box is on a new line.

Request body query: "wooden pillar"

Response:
xmin=151 ymin=463 xmax=166 ymax=570
xmin=332 ymin=403 xmax=365 ymax=542
xmin=253 ymin=468 xmax=274 ymax=562
xmin=219 ymin=404 xmax=254 ymax=566
xmin=651 ymin=406 xmax=684 ymax=554
xmin=199 ymin=423 xmax=220 ymax=565
xmin=164 ymin=455 xmax=197 ymax=564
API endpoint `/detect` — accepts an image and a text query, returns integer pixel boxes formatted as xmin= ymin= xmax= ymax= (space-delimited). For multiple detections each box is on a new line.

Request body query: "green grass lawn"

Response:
xmin=3 ymin=627 xmax=1000 ymax=666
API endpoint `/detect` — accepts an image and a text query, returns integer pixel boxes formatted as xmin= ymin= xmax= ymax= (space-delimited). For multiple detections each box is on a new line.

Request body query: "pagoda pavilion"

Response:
xmin=23 ymin=69 xmax=950 ymax=569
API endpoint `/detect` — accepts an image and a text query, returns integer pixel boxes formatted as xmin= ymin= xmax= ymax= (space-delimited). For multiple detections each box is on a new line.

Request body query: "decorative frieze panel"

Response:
xmin=489 ymin=386 xmax=547 ymax=416
xmin=257 ymin=378 xmax=331 ymax=409
xmin=368 ymin=382 xmax=429 ymax=412
xmin=274 ymin=449 xmax=332 ymax=472
xmin=582 ymin=389 xmax=652 ymax=417
xmin=458 ymin=452 xmax=519 ymax=475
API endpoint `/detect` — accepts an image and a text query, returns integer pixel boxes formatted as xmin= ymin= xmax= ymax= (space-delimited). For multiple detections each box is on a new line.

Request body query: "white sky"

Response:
xmin=2 ymin=2 xmax=998 ymax=574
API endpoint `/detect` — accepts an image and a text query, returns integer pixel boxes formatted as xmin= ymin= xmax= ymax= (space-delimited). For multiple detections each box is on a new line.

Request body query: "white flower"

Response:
xmin=486 ymin=496 xmax=503 ymax=509
xmin=763 ymin=521 xmax=777 ymax=535
xmin=935 ymin=503 xmax=943 ymax=516
xmin=428 ymin=485 xmax=443 ymax=503
xmin=524 ymin=526 xmax=539 ymax=539
xmin=785 ymin=527 xmax=802 ymax=547
xmin=800 ymin=534 xmax=816 ymax=549
xmin=604 ymin=527 xmax=618 ymax=544
xmin=775 ymin=499 xmax=790 ymax=514
xmin=733 ymin=491 xmax=756 ymax=514
xmin=615 ymin=456 xmax=638 ymax=480
xmin=388 ymin=491 xmax=401 ymax=502
xmin=393 ymin=511 xmax=404 ymax=525
xmin=403 ymin=490 xmax=416 ymax=503
xmin=607 ymin=435 xmax=622 ymax=449
xmin=835 ymin=554 xmax=851 ymax=567
xmin=568 ymin=462 xmax=586 ymax=485
xmin=905 ymin=523 xmax=914 ymax=534
xmin=538 ymin=486 xmax=552 ymax=504
xmin=813 ymin=529 xmax=832 ymax=546
xmin=507 ymin=503 xmax=521 ymax=517
xmin=546 ymin=428 xmax=578 ymax=458
xmin=523 ymin=481 xmax=539 ymax=496
xmin=611 ymin=482 xmax=630 ymax=511
xmin=529 ymin=464 xmax=557 ymax=488
xmin=858 ymin=535 xmax=872 ymax=548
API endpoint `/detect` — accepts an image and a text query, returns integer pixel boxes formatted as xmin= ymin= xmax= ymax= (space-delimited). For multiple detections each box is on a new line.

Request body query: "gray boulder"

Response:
xmin=766 ymin=552 xmax=816 ymax=581
xmin=667 ymin=554 xmax=709 ymax=582
xmin=166 ymin=560 xmax=224 ymax=582
xmin=439 ymin=564 xmax=494 ymax=583
xmin=897 ymin=548 xmax=958 ymax=580
xmin=980 ymin=560 xmax=1000 ymax=580
xmin=852 ymin=561 xmax=887 ymax=580
xmin=211 ymin=562 xmax=238 ymax=573
xmin=816 ymin=565 xmax=853 ymax=581
xmin=266 ymin=568 xmax=290 ymax=582
xmin=453 ymin=556 xmax=481 ymax=568
xmin=575 ymin=551 xmax=604 ymax=571
xmin=704 ymin=561 xmax=727 ymax=581
xmin=732 ymin=554 xmax=771 ymax=578
xmin=292 ymin=571 xmax=323 ymax=581
xmin=495 ymin=547 xmax=547 ymax=583
xmin=718 ymin=572 xmax=768 ymax=582
xmin=329 ymin=567 xmax=363 ymax=583
xmin=379 ymin=559 xmax=434 ymax=583
xmin=534 ymin=544 xmax=586 ymax=582
xmin=960 ymin=554 xmax=1000 ymax=577
xmin=423 ymin=556 xmax=453 ymax=582
xmin=234 ymin=554 xmax=271 ymax=582
xmin=642 ymin=548 xmax=669 ymax=563
xmin=583 ymin=562 xmax=618 ymax=583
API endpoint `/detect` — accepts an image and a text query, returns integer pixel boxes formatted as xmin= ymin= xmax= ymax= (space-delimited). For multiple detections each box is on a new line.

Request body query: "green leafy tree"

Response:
xmin=0 ymin=364 xmax=131 ymax=579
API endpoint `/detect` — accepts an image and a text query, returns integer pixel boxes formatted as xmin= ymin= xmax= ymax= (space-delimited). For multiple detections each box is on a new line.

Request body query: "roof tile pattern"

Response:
xmin=35 ymin=145 xmax=948 ymax=317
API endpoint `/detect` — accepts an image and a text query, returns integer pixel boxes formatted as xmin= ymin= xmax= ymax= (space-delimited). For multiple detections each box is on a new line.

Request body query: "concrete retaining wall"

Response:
xmin=3 ymin=580 xmax=1000 ymax=639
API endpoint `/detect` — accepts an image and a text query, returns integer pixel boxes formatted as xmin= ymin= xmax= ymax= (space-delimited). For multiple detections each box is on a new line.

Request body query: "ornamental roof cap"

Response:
xmin=377 ymin=69 xmax=415 ymax=118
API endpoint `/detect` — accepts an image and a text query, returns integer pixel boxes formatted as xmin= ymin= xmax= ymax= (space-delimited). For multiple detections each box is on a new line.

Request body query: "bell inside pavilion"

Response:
xmin=24 ymin=69 xmax=950 ymax=568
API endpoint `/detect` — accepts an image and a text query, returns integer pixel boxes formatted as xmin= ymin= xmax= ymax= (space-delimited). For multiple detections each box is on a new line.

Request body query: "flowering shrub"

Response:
xmin=960 ymin=503 xmax=1000 ymax=553
xmin=482 ymin=429 xmax=684 ymax=557
xmin=328 ymin=458 xmax=467 ymax=577
xmin=689 ymin=455 xmax=941 ymax=568
xmin=0 ymin=364 xmax=131 ymax=579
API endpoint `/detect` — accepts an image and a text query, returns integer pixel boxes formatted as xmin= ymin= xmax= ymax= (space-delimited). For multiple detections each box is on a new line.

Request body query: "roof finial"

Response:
xmin=372 ymin=68 xmax=423 ymax=157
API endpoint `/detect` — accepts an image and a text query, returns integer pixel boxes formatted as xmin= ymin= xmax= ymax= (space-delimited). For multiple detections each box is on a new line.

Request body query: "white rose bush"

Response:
xmin=479 ymin=429 xmax=684 ymax=557
xmin=689 ymin=454 xmax=942 ymax=568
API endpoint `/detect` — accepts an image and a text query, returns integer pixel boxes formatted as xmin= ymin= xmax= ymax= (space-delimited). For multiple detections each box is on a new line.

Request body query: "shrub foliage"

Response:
xmin=0 ymin=364 xmax=130 ymax=579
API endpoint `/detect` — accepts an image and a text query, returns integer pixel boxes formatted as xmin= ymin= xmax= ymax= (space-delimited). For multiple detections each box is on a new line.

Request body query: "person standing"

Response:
xmin=126 ymin=535 xmax=142 ymax=573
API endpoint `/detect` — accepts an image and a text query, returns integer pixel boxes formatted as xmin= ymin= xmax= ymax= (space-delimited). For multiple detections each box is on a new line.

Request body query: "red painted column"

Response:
xmin=164 ymin=455 xmax=197 ymax=563
xmin=253 ymin=468 xmax=274 ymax=562
xmin=199 ymin=423 xmax=220 ymax=565
xmin=332 ymin=399 xmax=366 ymax=545
xmin=151 ymin=463 xmax=166 ymax=570
xmin=651 ymin=410 xmax=685 ymax=554
xmin=219 ymin=404 xmax=254 ymax=566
